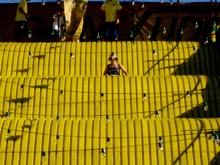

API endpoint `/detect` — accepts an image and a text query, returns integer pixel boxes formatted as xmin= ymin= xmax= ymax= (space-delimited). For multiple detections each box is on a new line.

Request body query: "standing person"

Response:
xmin=101 ymin=0 xmax=122 ymax=41
xmin=14 ymin=0 xmax=30 ymax=42
xmin=103 ymin=52 xmax=129 ymax=76
xmin=52 ymin=5 xmax=65 ymax=42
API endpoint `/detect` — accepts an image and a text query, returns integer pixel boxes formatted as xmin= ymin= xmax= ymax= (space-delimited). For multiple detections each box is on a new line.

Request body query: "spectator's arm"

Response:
xmin=119 ymin=64 xmax=129 ymax=76
xmin=103 ymin=65 xmax=108 ymax=75
xmin=19 ymin=7 xmax=29 ymax=19
xmin=53 ymin=14 xmax=58 ymax=22
xmin=116 ymin=7 xmax=122 ymax=24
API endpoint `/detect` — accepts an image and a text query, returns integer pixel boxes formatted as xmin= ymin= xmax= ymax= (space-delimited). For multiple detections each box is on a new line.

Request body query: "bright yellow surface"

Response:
xmin=0 ymin=41 xmax=219 ymax=76
xmin=0 ymin=75 xmax=218 ymax=119
xmin=0 ymin=118 xmax=219 ymax=165
xmin=15 ymin=0 xmax=27 ymax=22
xmin=0 ymin=41 xmax=220 ymax=165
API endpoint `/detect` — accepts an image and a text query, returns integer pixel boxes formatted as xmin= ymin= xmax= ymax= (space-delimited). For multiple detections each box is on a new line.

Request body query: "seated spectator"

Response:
xmin=104 ymin=52 xmax=129 ymax=76
xmin=52 ymin=5 xmax=65 ymax=42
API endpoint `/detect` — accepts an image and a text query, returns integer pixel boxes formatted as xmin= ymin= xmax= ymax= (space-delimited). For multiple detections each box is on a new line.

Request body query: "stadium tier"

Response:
xmin=0 ymin=41 xmax=219 ymax=76
xmin=0 ymin=75 xmax=219 ymax=119
xmin=0 ymin=118 xmax=219 ymax=165
xmin=0 ymin=40 xmax=220 ymax=165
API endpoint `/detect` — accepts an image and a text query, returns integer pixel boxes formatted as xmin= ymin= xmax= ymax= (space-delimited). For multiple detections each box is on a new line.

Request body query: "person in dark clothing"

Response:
xmin=103 ymin=52 xmax=129 ymax=76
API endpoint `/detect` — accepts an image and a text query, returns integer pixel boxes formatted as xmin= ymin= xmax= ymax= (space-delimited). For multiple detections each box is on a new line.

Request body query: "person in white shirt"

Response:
xmin=52 ymin=5 xmax=65 ymax=42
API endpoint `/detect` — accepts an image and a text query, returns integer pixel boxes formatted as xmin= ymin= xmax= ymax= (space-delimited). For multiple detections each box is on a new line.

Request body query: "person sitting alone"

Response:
xmin=103 ymin=52 xmax=129 ymax=76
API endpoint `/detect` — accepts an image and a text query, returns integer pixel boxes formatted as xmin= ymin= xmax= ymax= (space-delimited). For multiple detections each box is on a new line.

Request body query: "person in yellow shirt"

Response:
xmin=101 ymin=0 xmax=122 ymax=41
xmin=14 ymin=0 xmax=31 ymax=42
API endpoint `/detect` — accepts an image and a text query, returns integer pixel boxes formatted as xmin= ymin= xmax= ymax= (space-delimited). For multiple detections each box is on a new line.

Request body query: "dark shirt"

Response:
xmin=107 ymin=64 xmax=120 ymax=75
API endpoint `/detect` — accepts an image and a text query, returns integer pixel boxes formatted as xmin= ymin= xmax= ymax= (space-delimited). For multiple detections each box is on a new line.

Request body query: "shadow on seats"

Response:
xmin=209 ymin=151 xmax=220 ymax=165
xmin=33 ymin=55 xmax=45 ymax=59
xmin=7 ymin=135 xmax=21 ymax=141
xmin=22 ymin=124 xmax=32 ymax=129
xmin=30 ymin=85 xmax=48 ymax=89
xmin=13 ymin=68 xmax=30 ymax=73
xmin=172 ymin=43 xmax=220 ymax=118
xmin=176 ymin=75 xmax=220 ymax=118
xmin=144 ymin=42 xmax=179 ymax=75
xmin=8 ymin=97 xmax=32 ymax=104
xmin=50 ymin=46 xmax=60 ymax=49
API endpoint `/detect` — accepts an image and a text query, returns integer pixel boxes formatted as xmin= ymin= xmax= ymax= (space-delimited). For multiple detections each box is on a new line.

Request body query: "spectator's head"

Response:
xmin=108 ymin=52 xmax=118 ymax=63
xmin=56 ymin=5 xmax=64 ymax=15
xmin=26 ymin=0 xmax=31 ymax=2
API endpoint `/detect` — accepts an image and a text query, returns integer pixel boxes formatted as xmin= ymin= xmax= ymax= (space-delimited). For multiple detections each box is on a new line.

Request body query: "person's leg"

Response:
xmin=99 ymin=16 xmax=105 ymax=40
xmin=115 ymin=24 xmax=119 ymax=40
xmin=14 ymin=21 xmax=22 ymax=42
xmin=108 ymin=22 xmax=116 ymax=42
xmin=104 ymin=22 xmax=110 ymax=41
xmin=17 ymin=21 xmax=28 ymax=42
xmin=54 ymin=30 xmax=59 ymax=42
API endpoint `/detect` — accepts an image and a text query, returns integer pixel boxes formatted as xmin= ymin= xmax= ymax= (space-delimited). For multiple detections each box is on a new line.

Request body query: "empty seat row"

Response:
xmin=0 ymin=75 xmax=219 ymax=119
xmin=0 ymin=118 xmax=219 ymax=165
xmin=0 ymin=41 xmax=219 ymax=76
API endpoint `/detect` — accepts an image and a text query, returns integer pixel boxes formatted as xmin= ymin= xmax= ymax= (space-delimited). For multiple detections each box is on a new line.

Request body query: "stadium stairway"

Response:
xmin=0 ymin=118 xmax=220 ymax=165
xmin=0 ymin=41 xmax=220 ymax=165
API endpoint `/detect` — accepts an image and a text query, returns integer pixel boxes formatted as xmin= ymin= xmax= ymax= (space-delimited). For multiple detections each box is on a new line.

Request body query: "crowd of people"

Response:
xmin=14 ymin=0 xmax=122 ymax=42
xmin=14 ymin=0 xmax=128 ymax=76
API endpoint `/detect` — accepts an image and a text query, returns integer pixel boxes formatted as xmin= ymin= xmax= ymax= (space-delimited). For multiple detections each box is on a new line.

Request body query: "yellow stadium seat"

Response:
xmin=157 ymin=41 xmax=164 ymax=76
xmin=85 ymin=119 xmax=93 ymax=165
xmin=175 ymin=119 xmax=187 ymax=165
xmin=0 ymin=75 xmax=218 ymax=119
xmin=90 ymin=42 xmax=96 ymax=76
xmin=0 ymin=38 xmax=220 ymax=165
xmin=124 ymin=76 xmax=131 ymax=119
xmin=136 ymin=77 xmax=143 ymax=119
xmin=74 ymin=42 xmax=80 ymax=76
xmin=49 ymin=120 xmax=57 ymax=165
xmin=101 ymin=42 xmax=107 ymax=76
xmin=82 ymin=76 xmax=89 ymax=118
xmin=70 ymin=76 xmax=77 ymax=118
xmin=161 ymin=119 xmax=172 ymax=165
xmin=169 ymin=119 xmax=180 ymax=165
xmin=0 ymin=118 xmax=219 ymax=165
xmin=64 ymin=119 xmax=72 ymax=165
xmin=32 ymin=43 xmax=41 ymax=76
xmin=0 ymin=41 xmax=219 ymax=76
xmin=38 ymin=42 xmax=46 ymax=76
xmin=148 ymin=119 xmax=158 ymax=165
xmin=20 ymin=119 xmax=31 ymax=165
xmin=92 ymin=119 xmax=99 ymax=165
xmin=96 ymin=42 xmax=102 ymax=76
xmin=120 ymin=119 xmax=128 ymax=165
xmin=162 ymin=41 xmax=170 ymax=75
